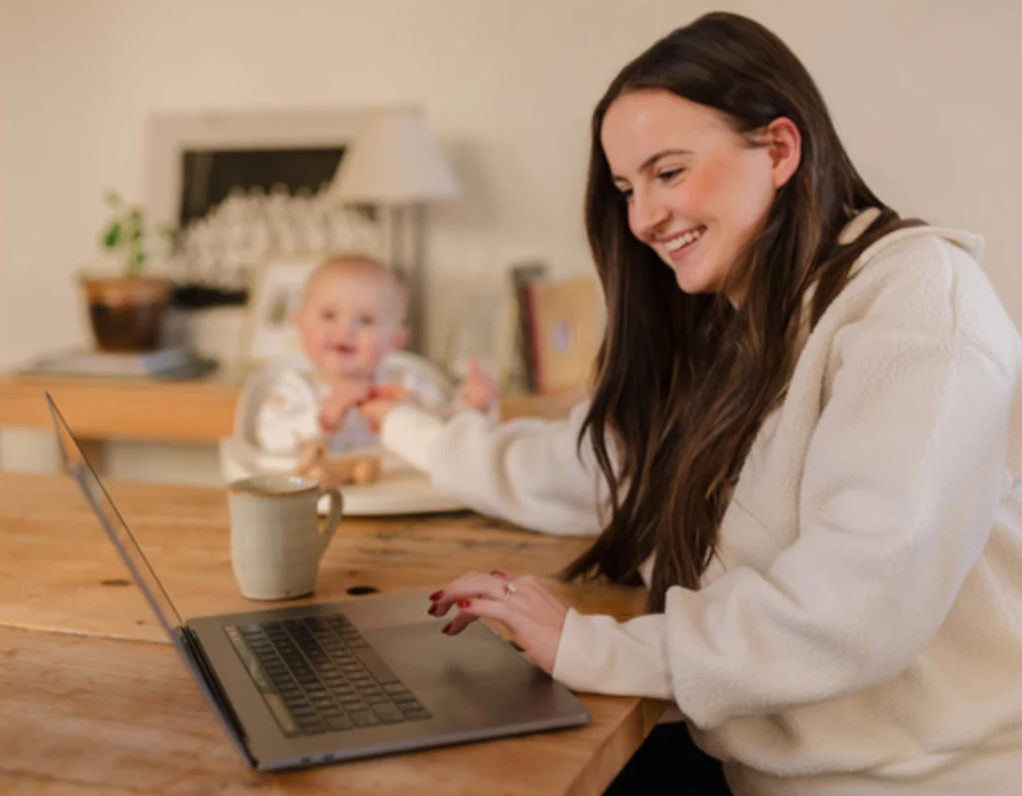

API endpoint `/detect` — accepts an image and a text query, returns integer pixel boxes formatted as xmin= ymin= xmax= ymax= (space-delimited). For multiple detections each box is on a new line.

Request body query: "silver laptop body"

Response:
xmin=47 ymin=394 xmax=589 ymax=771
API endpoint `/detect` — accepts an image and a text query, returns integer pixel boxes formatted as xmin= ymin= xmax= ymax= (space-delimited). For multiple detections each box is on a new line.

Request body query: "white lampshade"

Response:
xmin=331 ymin=108 xmax=461 ymax=205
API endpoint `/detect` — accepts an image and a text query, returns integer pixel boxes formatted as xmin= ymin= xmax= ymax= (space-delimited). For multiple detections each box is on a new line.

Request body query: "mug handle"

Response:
xmin=316 ymin=486 xmax=345 ymax=558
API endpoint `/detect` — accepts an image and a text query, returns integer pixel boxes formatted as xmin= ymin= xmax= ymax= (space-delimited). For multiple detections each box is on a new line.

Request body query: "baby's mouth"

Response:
xmin=330 ymin=343 xmax=356 ymax=355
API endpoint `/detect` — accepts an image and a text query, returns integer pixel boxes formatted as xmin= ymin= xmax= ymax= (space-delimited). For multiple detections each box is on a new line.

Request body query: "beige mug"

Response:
xmin=227 ymin=474 xmax=344 ymax=600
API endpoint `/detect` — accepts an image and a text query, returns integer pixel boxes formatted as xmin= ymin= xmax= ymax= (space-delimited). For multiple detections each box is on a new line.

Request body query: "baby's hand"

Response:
xmin=458 ymin=360 xmax=497 ymax=414
xmin=319 ymin=380 xmax=372 ymax=432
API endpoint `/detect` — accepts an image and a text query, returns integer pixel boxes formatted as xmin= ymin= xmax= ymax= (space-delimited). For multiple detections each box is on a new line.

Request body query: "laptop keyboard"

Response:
xmin=224 ymin=614 xmax=431 ymax=736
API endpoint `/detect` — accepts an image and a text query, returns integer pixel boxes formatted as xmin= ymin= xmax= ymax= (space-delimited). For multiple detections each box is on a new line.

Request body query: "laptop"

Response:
xmin=46 ymin=393 xmax=590 ymax=771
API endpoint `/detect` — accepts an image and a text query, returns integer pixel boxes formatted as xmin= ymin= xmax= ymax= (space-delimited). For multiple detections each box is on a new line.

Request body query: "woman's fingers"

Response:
xmin=440 ymin=597 xmax=512 ymax=636
xmin=428 ymin=571 xmax=512 ymax=617
xmin=429 ymin=574 xmax=567 ymax=674
xmin=358 ymin=398 xmax=401 ymax=432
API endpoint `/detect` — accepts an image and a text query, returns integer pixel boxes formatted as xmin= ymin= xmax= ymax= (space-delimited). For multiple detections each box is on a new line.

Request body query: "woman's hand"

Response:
xmin=428 ymin=571 xmax=569 ymax=675
xmin=458 ymin=359 xmax=498 ymax=414
xmin=357 ymin=383 xmax=410 ymax=433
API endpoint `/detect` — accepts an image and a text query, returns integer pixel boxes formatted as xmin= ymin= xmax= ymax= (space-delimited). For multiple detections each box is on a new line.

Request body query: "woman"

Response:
xmin=361 ymin=12 xmax=1022 ymax=795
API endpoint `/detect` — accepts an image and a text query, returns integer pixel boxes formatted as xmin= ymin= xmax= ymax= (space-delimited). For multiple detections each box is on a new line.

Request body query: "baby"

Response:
xmin=255 ymin=254 xmax=496 ymax=466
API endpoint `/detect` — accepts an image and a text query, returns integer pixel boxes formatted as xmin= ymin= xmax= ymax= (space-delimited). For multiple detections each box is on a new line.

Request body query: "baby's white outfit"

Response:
xmin=255 ymin=354 xmax=454 ymax=456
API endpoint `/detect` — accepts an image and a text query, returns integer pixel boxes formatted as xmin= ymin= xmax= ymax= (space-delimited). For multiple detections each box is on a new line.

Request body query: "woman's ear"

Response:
xmin=764 ymin=116 xmax=801 ymax=189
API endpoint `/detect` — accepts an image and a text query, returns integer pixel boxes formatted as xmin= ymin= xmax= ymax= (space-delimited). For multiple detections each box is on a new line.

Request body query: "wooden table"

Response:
xmin=0 ymin=372 xmax=585 ymax=472
xmin=0 ymin=472 xmax=662 ymax=795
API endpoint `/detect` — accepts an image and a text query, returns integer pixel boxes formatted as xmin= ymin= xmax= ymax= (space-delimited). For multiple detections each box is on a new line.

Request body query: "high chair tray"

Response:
xmin=318 ymin=457 xmax=467 ymax=517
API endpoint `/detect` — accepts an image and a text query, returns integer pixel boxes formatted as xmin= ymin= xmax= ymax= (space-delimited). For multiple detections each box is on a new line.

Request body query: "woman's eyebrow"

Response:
xmin=612 ymin=149 xmax=693 ymax=182
xmin=638 ymin=149 xmax=692 ymax=173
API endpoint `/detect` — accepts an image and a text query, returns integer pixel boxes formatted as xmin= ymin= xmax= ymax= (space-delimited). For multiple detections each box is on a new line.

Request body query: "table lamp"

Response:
xmin=330 ymin=107 xmax=461 ymax=353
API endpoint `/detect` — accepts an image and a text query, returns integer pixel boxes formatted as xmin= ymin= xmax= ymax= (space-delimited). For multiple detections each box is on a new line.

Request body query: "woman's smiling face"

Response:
xmin=601 ymin=89 xmax=794 ymax=302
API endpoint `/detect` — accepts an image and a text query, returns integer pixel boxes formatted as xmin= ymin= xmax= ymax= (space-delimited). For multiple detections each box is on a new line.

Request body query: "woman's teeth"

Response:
xmin=664 ymin=227 xmax=705 ymax=252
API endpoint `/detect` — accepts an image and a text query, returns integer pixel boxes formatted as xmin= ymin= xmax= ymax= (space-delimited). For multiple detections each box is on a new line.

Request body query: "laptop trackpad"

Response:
xmin=365 ymin=622 xmax=537 ymax=691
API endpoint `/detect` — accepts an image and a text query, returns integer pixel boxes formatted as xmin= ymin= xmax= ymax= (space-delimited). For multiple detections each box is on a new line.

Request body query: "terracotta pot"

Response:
xmin=81 ymin=275 xmax=174 ymax=352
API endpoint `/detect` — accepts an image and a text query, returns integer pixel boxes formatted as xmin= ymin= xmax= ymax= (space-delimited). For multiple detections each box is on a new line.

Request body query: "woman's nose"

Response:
xmin=630 ymin=188 xmax=670 ymax=239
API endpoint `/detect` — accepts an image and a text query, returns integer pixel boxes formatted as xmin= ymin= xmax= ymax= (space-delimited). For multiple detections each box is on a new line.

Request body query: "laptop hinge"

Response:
xmin=174 ymin=625 xmax=255 ymax=767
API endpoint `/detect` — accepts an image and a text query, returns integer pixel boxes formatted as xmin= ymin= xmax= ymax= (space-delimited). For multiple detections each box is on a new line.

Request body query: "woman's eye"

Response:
xmin=619 ymin=187 xmax=634 ymax=202
xmin=657 ymin=168 xmax=684 ymax=183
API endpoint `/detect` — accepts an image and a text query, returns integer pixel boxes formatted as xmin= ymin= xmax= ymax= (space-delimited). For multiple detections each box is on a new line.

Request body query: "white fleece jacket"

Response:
xmin=380 ymin=226 xmax=1022 ymax=795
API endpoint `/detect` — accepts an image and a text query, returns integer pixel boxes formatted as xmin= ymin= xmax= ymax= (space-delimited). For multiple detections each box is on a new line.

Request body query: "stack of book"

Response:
xmin=19 ymin=346 xmax=217 ymax=380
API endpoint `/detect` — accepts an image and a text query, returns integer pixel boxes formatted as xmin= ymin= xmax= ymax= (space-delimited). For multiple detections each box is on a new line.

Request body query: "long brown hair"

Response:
xmin=565 ymin=12 xmax=915 ymax=610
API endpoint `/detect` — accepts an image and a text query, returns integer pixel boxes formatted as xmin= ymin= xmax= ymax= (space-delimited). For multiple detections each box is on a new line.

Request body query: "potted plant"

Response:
xmin=82 ymin=191 xmax=174 ymax=352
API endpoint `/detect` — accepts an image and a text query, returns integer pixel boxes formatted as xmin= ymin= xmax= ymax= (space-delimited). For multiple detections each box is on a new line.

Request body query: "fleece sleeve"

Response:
xmin=554 ymin=330 xmax=1014 ymax=727
xmin=380 ymin=400 xmax=607 ymax=536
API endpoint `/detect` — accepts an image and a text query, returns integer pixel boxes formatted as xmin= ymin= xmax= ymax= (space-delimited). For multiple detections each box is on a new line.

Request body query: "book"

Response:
xmin=521 ymin=275 xmax=601 ymax=395
xmin=509 ymin=261 xmax=549 ymax=391
xmin=19 ymin=346 xmax=212 ymax=379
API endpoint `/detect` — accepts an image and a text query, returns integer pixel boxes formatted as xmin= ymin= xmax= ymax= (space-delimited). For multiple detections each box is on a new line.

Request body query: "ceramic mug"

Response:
xmin=227 ymin=474 xmax=344 ymax=600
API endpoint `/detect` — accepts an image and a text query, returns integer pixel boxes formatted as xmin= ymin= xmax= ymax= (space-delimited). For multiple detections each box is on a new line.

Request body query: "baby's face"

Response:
xmin=295 ymin=271 xmax=407 ymax=380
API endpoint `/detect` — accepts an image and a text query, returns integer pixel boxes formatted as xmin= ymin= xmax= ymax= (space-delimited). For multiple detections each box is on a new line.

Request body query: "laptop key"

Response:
xmin=351 ymin=646 xmax=401 ymax=684
xmin=349 ymin=710 xmax=380 ymax=728
xmin=326 ymin=714 xmax=353 ymax=732
xmin=372 ymin=702 xmax=406 ymax=724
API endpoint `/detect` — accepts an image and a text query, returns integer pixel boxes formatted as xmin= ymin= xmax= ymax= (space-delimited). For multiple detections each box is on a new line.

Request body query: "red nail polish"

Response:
xmin=442 ymin=622 xmax=452 ymax=634
xmin=456 ymin=598 xmax=471 ymax=609
xmin=428 ymin=590 xmax=443 ymax=601
xmin=427 ymin=604 xmax=437 ymax=616
xmin=491 ymin=570 xmax=506 ymax=577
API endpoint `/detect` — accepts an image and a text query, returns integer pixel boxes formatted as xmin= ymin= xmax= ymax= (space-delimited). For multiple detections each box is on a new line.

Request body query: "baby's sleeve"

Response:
xmin=254 ymin=370 xmax=321 ymax=453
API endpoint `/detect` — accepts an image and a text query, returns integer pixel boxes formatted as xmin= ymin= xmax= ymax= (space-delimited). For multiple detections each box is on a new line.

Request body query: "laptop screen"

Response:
xmin=46 ymin=393 xmax=184 ymax=638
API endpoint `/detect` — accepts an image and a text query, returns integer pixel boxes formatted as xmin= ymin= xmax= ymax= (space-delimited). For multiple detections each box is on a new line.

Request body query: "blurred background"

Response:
xmin=1 ymin=0 xmax=1020 ymax=484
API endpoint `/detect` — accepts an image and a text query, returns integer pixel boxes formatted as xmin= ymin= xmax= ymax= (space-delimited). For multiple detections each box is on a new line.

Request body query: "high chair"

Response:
xmin=218 ymin=350 xmax=456 ymax=484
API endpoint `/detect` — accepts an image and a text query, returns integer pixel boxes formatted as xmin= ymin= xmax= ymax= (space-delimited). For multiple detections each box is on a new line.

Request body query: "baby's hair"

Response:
xmin=303 ymin=252 xmax=408 ymax=318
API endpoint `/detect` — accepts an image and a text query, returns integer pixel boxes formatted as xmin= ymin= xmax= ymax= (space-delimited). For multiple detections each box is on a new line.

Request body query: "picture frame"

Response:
xmin=239 ymin=255 xmax=323 ymax=366
xmin=146 ymin=107 xmax=379 ymax=230
xmin=144 ymin=107 xmax=387 ymax=307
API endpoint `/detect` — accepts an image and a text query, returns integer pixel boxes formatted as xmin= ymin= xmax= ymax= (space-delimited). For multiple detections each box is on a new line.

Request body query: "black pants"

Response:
xmin=603 ymin=722 xmax=732 ymax=796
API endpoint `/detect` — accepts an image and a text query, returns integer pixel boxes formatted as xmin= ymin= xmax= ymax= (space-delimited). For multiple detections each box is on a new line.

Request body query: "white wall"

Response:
xmin=2 ymin=0 xmax=1020 ymax=483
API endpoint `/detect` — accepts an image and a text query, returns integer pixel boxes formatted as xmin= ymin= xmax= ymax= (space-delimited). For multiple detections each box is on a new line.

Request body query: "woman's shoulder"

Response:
xmin=826 ymin=226 xmax=1017 ymax=364
xmin=850 ymin=225 xmax=984 ymax=296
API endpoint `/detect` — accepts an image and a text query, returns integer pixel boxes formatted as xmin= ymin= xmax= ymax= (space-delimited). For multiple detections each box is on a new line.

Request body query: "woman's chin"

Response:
xmin=673 ymin=270 xmax=714 ymax=296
